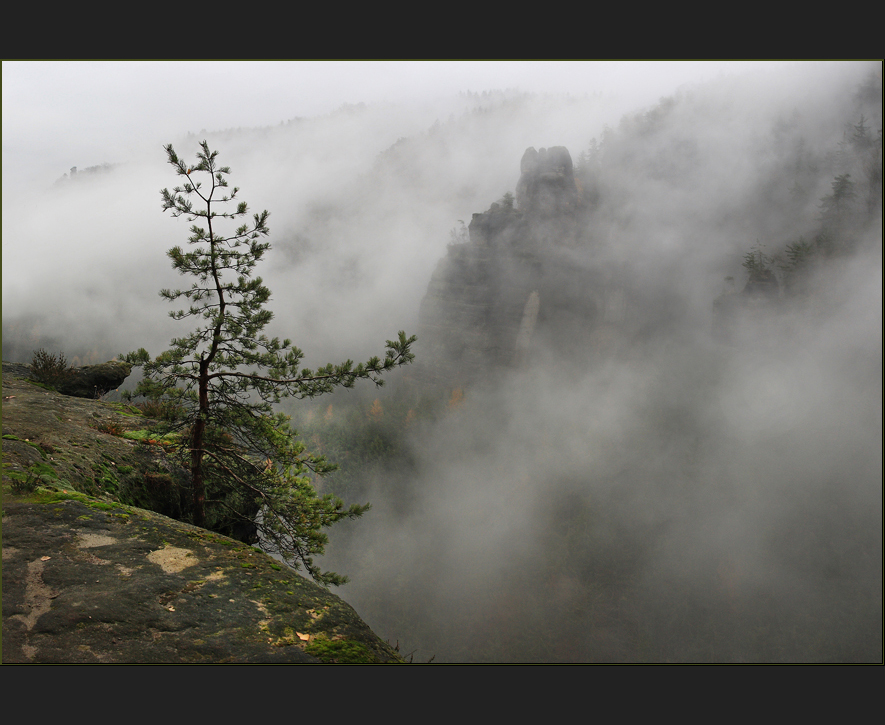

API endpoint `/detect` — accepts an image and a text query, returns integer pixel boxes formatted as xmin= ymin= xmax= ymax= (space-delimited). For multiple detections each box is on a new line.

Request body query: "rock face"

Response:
xmin=1 ymin=363 xmax=402 ymax=663
xmin=0 ymin=364 xmax=256 ymax=540
xmin=466 ymin=146 xmax=581 ymax=251
xmin=2 ymin=497 xmax=402 ymax=663
xmin=416 ymin=147 xmax=633 ymax=388
xmin=56 ymin=361 xmax=132 ymax=399
xmin=516 ymin=146 xmax=580 ymax=247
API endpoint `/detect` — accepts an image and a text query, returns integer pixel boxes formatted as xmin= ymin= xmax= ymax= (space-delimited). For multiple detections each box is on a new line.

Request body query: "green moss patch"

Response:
xmin=304 ymin=635 xmax=379 ymax=664
xmin=122 ymin=429 xmax=180 ymax=446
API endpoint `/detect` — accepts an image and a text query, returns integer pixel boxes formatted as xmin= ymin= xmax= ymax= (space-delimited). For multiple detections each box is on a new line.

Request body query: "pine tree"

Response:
xmin=123 ymin=141 xmax=415 ymax=586
xmin=819 ymin=173 xmax=858 ymax=244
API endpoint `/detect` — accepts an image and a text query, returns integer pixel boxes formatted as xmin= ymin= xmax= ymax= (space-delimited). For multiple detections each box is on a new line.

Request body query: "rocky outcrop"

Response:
xmin=2 ymin=496 xmax=403 ymax=663
xmin=417 ymin=245 xmax=620 ymax=386
xmin=1 ymin=363 xmax=403 ymax=663
xmin=56 ymin=360 xmax=132 ymax=399
xmin=1 ymin=363 xmax=257 ymax=540
xmin=466 ymin=146 xmax=581 ymax=251
xmin=416 ymin=147 xmax=634 ymax=389
xmin=516 ymin=146 xmax=580 ymax=247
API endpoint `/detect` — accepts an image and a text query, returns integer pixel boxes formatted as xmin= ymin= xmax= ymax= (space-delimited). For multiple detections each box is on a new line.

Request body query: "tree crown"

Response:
xmin=123 ymin=141 xmax=415 ymax=585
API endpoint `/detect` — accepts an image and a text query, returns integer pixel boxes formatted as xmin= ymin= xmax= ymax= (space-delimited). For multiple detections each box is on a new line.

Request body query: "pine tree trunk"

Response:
xmin=191 ymin=357 xmax=210 ymax=528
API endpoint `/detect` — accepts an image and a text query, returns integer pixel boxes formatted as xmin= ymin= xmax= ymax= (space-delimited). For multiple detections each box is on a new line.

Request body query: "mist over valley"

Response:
xmin=3 ymin=61 xmax=881 ymax=662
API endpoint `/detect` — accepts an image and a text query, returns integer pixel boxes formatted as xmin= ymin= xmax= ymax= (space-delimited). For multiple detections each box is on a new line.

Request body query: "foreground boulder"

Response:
xmin=1 ymin=361 xmax=403 ymax=663
xmin=55 ymin=361 xmax=132 ymax=399
xmin=2 ymin=496 xmax=402 ymax=663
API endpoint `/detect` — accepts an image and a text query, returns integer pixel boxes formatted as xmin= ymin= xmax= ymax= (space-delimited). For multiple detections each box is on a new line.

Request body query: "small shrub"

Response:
xmin=92 ymin=419 xmax=124 ymax=437
xmin=144 ymin=472 xmax=174 ymax=489
xmin=10 ymin=470 xmax=39 ymax=494
xmin=123 ymin=429 xmax=179 ymax=446
xmin=448 ymin=220 xmax=468 ymax=247
xmin=134 ymin=398 xmax=184 ymax=422
xmin=30 ymin=349 xmax=75 ymax=389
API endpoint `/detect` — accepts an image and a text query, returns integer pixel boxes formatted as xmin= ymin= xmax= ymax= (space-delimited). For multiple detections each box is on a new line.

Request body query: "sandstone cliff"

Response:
xmin=1 ymin=363 xmax=403 ymax=663
xmin=416 ymin=146 xmax=636 ymax=389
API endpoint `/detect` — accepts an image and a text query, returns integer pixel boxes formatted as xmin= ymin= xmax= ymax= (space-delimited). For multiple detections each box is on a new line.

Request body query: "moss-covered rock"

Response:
xmin=55 ymin=360 xmax=132 ymax=399
xmin=2 ymin=361 xmax=403 ymax=663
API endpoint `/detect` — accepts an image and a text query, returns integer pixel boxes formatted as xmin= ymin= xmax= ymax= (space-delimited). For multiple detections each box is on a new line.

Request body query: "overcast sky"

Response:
xmin=2 ymin=60 xmax=809 ymax=191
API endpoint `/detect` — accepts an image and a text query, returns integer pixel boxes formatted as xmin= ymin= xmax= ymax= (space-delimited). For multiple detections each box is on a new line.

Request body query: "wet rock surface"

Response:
xmin=2 ymin=498 xmax=401 ymax=663
xmin=1 ymin=362 xmax=402 ymax=663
